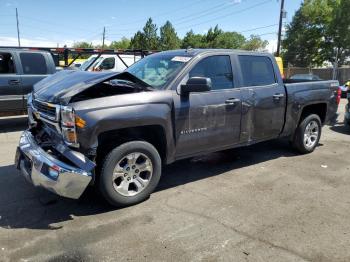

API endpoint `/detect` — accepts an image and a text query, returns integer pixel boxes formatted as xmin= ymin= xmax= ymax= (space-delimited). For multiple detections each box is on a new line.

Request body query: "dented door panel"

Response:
xmin=240 ymin=84 xmax=286 ymax=142
xmin=173 ymin=89 xmax=242 ymax=157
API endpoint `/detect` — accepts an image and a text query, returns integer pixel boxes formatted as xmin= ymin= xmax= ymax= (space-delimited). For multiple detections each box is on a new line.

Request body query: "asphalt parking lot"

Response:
xmin=0 ymin=99 xmax=349 ymax=262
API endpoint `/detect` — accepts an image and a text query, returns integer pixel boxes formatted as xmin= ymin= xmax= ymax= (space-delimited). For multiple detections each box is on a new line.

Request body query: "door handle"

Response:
xmin=225 ymin=98 xmax=240 ymax=105
xmin=8 ymin=79 xmax=20 ymax=85
xmin=273 ymin=93 xmax=284 ymax=100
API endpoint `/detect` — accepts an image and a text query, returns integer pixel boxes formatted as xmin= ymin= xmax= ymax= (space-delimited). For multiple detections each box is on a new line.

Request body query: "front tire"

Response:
xmin=292 ymin=114 xmax=322 ymax=154
xmin=99 ymin=141 xmax=162 ymax=207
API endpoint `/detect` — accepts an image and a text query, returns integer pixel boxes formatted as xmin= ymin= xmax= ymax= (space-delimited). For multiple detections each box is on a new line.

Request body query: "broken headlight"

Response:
xmin=60 ymin=106 xmax=78 ymax=147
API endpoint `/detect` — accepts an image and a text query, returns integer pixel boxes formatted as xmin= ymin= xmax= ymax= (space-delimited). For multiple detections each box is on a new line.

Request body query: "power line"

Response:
xmin=106 ymin=1 xmax=275 ymax=40
xmin=239 ymin=24 xmax=278 ymax=33
xmin=254 ymin=32 xmax=277 ymax=37
xmin=172 ymin=1 xmax=243 ymax=27
xmin=83 ymin=32 xmax=103 ymax=41
xmin=16 ymin=23 xmax=100 ymax=39
xmin=106 ymin=0 xmax=244 ymax=33
xmin=106 ymin=0 xmax=210 ymax=28
xmin=0 ymin=18 xmax=104 ymax=41
xmin=19 ymin=15 xmax=92 ymax=32
xmin=107 ymin=23 xmax=278 ymax=37
xmin=2 ymin=13 xmax=106 ymax=42
xmin=1 ymin=1 xmax=278 ymax=46
xmin=175 ymin=0 xmax=273 ymax=31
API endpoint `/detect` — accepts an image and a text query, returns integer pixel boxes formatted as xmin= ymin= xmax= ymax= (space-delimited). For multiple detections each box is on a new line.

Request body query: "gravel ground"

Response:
xmin=0 ymin=99 xmax=349 ymax=262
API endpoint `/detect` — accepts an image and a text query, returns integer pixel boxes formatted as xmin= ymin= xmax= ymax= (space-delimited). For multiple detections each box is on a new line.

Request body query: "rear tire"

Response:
xmin=292 ymin=114 xmax=322 ymax=154
xmin=99 ymin=141 xmax=162 ymax=207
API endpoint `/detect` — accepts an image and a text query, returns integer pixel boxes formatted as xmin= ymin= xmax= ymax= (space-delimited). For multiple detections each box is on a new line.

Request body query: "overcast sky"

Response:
xmin=0 ymin=0 xmax=301 ymax=53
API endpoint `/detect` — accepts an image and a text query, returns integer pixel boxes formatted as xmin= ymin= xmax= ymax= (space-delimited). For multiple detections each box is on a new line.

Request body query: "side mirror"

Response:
xmin=180 ymin=77 xmax=211 ymax=95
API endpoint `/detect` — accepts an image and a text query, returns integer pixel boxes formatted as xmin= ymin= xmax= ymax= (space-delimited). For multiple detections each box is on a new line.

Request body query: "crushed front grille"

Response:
xmin=33 ymin=99 xmax=57 ymax=119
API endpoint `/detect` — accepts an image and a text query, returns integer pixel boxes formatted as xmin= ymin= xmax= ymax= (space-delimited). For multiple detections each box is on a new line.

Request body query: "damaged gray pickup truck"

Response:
xmin=15 ymin=49 xmax=341 ymax=207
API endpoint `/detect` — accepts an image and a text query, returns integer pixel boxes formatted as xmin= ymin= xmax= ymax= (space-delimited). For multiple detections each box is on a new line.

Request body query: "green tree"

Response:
xmin=143 ymin=18 xmax=159 ymax=50
xmin=325 ymin=0 xmax=350 ymax=65
xmin=109 ymin=37 xmax=131 ymax=49
xmin=212 ymin=32 xmax=245 ymax=49
xmin=282 ymin=0 xmax=350 ymax=67
xmin=181 ymin=30 xmax=204 ymax=48
xmin=71 ymin=42 xmax=94 ymax=58
xmin=130 ymin=18 xmax=159 ymax=50
xmin=282 ymin=5 xmax=323 ymax=67
xmin=204 ymin=25 xmax=223 ymax=47
xmin=243 ymin=35 xmax=269 ymax=51
xmin=72 ymin=41 xmax=93 ymax=48
xmin=130 ymin=31 xmax=145 ymax=49
xmin=159 ymin=21 xmax=180 ymax=50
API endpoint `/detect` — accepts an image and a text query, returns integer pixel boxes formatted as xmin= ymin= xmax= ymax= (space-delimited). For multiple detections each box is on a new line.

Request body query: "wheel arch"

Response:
xmin=298 ymin=103 xmax=328 ymax=124
xmin=96 ymin=125 xmax=168 ymax=167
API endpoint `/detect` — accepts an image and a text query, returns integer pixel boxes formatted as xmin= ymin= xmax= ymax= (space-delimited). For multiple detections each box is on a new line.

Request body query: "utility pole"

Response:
xmin=276 ymin=0 xmax=285 ymax=56
xmin=332 ymin=48 xmax=339 ymax=80
xmin=102 ymin=26 xmax=106 ymax=50
xmin=16 ymin=8 xmax=21 ymax=47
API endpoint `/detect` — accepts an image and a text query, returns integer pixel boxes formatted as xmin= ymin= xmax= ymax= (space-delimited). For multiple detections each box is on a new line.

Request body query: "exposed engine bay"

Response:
xmin=70 ymin=79 xmax=147 ymax=102
xmin=33 ymin=70 xmax=152 ymax=105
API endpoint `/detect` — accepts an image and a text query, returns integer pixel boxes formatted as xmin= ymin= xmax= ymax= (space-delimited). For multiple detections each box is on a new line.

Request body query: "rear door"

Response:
xmin=18 ymin=52 xmax=51 ymax=107
xmin=0 ymin=51 xmax=22 ymax=112
xmin=238 ymin=55 xmax=286 ymax=142
xmin=174 ymin=54 xmax=242 ymax=157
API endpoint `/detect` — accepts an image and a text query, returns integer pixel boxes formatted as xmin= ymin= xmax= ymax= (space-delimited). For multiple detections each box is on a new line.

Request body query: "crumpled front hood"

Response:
xmin=33 ymin=70 xmax=119 ymax=104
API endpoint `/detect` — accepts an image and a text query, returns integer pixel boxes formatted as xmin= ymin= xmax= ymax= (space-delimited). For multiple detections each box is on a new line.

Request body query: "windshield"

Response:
xmin=126 ymin=53 xmax=192 ymax=89
xmin=80 ymin=56 xmax=103 ymax=71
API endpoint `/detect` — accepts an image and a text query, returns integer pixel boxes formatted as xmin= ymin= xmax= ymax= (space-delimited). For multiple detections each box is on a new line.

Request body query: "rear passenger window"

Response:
xmin=189 ymin=55 xmax=233 ymax=90
xmin=238 ymin=56 xmax=276 ymax=86
xmin=20 ymin=53 xmax=47 ymax=75
xmin=0 ymin=53 xmax=16 ymax=74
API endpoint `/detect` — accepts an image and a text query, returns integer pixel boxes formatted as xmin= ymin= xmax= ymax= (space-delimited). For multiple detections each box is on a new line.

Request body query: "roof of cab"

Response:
xmin=0 ymin=48 xmax=50 ymax=54
xmin=155 ymin=48 xmax=270 ymax=57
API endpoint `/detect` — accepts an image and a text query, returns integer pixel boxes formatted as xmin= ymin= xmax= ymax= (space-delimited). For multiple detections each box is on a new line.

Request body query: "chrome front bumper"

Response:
xmin=15 ymin=130 xmax=92 ymax=199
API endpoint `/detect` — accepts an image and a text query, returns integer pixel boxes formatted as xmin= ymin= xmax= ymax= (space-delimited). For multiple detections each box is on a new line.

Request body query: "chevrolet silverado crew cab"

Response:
xmin=15 ymin=49 xmax=340 ymax=207
xmin=0 ymin=48 xmax=56 ymax=114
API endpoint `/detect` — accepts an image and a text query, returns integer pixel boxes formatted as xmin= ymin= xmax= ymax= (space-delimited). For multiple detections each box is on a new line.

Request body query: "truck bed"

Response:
xmin=281 ymin=80 xmax=339 ymax=137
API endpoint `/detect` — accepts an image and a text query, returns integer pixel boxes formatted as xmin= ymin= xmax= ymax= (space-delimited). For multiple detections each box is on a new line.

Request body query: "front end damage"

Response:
xmin=16 ymin=131 xmax=93 ymax=199
xmin=15 ymin=70 xmax=151 ymax=199
xmin=15 ymin=94 xmax=95 ymax=199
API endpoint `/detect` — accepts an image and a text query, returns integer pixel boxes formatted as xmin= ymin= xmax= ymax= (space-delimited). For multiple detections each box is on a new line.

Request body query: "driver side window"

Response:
xmin=189 ymin=55 xmax=234 ymax=90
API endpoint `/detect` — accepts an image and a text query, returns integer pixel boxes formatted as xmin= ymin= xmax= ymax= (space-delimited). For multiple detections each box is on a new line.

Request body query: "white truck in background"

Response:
xmin=80 ymin=54 xmax=141 ymax=72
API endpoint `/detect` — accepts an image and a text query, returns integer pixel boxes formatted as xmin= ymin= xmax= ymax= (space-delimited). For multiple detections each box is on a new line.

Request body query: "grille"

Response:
xmin=33 ymin=99 xmax=57 ymax=119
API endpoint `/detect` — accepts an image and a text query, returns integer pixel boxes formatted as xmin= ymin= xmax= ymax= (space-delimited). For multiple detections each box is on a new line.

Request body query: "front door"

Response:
xmin=174 ymin=55 xmax=242 ymax=157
